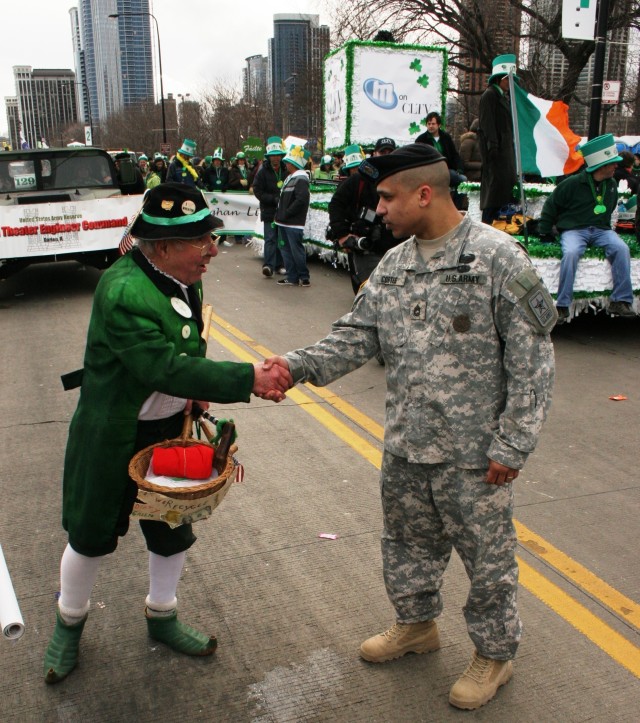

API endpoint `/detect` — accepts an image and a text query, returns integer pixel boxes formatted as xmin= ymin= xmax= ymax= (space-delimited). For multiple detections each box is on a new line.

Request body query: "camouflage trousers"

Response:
xmin=380 ymin=451 xmax=522 ymax=660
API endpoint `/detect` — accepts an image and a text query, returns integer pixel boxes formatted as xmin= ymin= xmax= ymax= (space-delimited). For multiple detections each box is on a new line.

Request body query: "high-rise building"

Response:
xmin=77 ymin=0 xmax=154 ymax=127
xmin=69 ymin=6 xmax=91 ymax=129
xmin=9 ymin=66 xmax=78 ymax=149
xmin=243 ymin=55 xmax=269 ymax=105
xmin=270 ymin=14 xmax=330 ymax=142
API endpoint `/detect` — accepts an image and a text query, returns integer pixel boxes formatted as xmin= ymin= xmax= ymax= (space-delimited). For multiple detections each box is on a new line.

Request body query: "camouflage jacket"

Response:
xmin=284 ymin=214 xmax=556 ymax=469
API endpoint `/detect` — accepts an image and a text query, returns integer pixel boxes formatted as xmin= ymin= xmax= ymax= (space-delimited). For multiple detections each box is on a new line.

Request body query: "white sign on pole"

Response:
xmin=84 ymin=125 xmax=93 ymax=146
xmin=602 ymin=80 xmax=621 ymax=105
xmin=562 ymin=0 xmax=597 ymax=41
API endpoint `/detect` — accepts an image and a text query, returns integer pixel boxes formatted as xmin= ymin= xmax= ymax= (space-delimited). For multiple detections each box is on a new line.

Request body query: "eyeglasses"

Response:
xmin=181 ymin=234 xmax=220 ymax=256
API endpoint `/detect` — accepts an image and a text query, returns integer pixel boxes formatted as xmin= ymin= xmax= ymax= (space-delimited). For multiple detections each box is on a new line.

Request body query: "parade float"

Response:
xmin=250 ymin=40 xmax=640 ymax=320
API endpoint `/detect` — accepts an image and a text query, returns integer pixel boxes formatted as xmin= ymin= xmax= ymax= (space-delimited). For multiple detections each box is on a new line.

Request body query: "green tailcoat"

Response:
xmin=61 ymin=250 xmax=254 ymax=552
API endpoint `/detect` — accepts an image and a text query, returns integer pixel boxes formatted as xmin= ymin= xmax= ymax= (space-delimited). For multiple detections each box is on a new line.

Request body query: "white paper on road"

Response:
xmin=0 ymin=544 xmax=25 ymax=640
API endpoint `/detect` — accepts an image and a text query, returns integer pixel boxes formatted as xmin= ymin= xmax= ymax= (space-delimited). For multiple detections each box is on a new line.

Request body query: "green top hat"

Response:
xmin=212 ymin=147 xmax=225 ymax=161
xmin=178 ymin=138 xmax=196 ymax=157
xmin=283 ymin=145 xmax=311 ymax=170
xmin=489 ymin=54 xmax=518 ymax=84
xmin=342 ymin=144 xmax=366 ymax=170
xmin=579 ymin=133 xmax=623 ymax=173
xmin=266 ymin=136 xmax=287 ymax=156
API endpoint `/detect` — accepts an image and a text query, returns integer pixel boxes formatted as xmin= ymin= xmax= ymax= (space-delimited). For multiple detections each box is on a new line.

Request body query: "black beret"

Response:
xmin=358 ymin=143 xmax=446 ymax=184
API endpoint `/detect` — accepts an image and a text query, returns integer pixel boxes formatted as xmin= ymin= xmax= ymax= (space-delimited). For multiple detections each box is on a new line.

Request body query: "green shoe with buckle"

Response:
xmin=146 ymin=609 xmax=217 ymax=656
xmin=43 ymin=610 xmax=87 ymax=684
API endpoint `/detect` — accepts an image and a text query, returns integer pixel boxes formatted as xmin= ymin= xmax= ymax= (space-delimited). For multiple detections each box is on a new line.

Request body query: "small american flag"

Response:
xmin=118 ymin=229 xmax=135 ymax=255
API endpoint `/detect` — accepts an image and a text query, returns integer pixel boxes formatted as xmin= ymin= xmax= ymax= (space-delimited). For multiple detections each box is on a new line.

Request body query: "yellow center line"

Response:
xmin=208 ymin=314 xmax=640 ymax=677
xmin=515 ymin=521 xmax=640 ymax=629
xmin=519 ymin=561 xmax=640 ymax=678
xmin=210 ymin=311 xmax=385 ymax=440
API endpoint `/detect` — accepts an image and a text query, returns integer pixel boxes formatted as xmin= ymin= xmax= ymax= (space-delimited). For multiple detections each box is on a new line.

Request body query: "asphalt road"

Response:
xmin=0 ymin=244 xmax=638 ymax=722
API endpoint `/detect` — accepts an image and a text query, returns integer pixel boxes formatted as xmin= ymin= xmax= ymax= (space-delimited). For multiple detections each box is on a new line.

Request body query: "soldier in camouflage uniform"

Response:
xmin=267 ymin=143 xmax=556 ymax=710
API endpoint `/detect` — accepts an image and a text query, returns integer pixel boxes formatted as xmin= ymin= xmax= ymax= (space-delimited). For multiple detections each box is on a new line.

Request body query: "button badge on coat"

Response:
xmin=171 ymin=297 xmax=192 ymax=318
xmin=181 ymin=324 xmax=191 ymax=339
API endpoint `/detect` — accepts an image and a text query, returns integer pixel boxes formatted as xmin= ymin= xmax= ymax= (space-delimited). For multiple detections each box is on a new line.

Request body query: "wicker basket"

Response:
xmin=128 ymin=415 xmax=237 ymax=501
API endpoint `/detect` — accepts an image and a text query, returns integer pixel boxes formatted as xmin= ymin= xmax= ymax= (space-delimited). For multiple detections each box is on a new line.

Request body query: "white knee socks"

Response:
xmin=146 ymin=550 xmax=187 ymax=616
xmin=57 ymin=545 xmax=187 ymax=622
xmin=58 ymin=544 xmax=103 ymax=623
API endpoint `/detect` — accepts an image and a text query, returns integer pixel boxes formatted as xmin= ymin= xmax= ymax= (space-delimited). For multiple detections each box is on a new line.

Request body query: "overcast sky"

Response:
xmin=0 ymin=0 xmax=329 ymax=136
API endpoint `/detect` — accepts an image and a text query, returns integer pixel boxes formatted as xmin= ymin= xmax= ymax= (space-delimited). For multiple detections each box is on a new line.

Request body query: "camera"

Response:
xmin=342 ymin=234 xmax=373 ymax=252
xmin=326 ymin=206 xmax=382 ymax=254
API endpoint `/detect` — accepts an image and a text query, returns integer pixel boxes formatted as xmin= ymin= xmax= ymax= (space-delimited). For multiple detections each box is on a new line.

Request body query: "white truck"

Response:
xmin=0 ymin=147 xmax=142 ymax=279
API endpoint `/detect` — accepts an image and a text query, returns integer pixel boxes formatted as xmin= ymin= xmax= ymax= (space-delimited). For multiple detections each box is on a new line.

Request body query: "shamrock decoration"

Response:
xmin=408 ymin=122 xmax=422 ymax=135
xmin=409 ymin=58 xmax=422 ymax=72
xmin=416 ymin=75 xmax=430 ymax=88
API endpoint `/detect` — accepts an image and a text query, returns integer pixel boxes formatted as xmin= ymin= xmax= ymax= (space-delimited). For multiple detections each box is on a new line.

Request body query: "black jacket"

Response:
xmin=252 ymin=159 xmax=289 ymax=223
xmin=478 ymin=84 xmax=517 ymax=209
xmin=415 ymin=128 xmax=462 ymax=172
xmin=203 ymin=165 xmax=229 ymax=192
xmin=328 ymin=173 xmax=402 ymax=256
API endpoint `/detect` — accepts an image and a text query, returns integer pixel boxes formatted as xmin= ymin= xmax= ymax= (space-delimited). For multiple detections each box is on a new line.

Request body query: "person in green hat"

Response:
xmin=538 ymin=133 xmax=636 ymax=321
xmin=478 ymin=54 xmax=518 ymax=224
xmin=274 ymin=144 xmax=312 ymax=286
xmin=252 ymin=136 xmax=289 ymax=277
xmin=203 ymin=148 xmax=229 ymax=192
xmin=42 ymin=183 xmax=293 ymax=685
xmin=228 ymin=152 xmax=250 ymax=191
xmin=313 ymin=155 xmax=335 ymax=181
xmin=166 ymin=139 xmax=203 ymax=188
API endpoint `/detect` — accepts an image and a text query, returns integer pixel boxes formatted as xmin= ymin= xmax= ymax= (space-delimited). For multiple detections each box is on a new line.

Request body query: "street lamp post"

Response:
xmin=108 ymin=11 xmax=167 ymax=145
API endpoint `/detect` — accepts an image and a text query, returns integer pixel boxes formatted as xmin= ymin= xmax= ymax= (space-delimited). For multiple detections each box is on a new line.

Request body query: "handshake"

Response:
xmin=251 ymin=357 xmax=293 ymax=402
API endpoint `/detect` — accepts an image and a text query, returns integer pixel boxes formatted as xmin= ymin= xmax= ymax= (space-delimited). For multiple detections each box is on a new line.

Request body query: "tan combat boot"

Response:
xmin=449 ymin=650 xmax=513 ymax=710
xmin=359 ymin=620 xmax=440 ymax=663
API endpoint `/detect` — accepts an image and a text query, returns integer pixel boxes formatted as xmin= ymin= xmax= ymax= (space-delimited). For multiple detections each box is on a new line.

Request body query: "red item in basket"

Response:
xmin=152 ymin=444 xmax=214 ymax=479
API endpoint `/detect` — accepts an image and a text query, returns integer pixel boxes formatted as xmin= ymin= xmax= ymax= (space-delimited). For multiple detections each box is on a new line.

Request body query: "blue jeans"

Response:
xmin=557 ymin=227 xmax=633 ymax=306
xmin=278 ymin=226 xmax=309 ymax=283
xmin=263 ymin=221 xmax=283 ymax=271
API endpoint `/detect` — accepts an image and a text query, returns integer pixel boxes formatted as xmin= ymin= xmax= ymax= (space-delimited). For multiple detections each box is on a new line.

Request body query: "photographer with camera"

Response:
xmin=328 ymin=139 xmax=404 ymax=294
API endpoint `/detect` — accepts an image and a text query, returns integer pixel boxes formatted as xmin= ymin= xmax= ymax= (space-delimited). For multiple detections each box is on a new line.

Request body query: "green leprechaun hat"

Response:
xmin=489 ymin=54 xmax=518 ymax=84
xmin=342 ymin=144 xmax=366 ymax=169
xmin=283 ymin=144 xmax=311 ymax=170
xmin=579 ymin=134 xmax=623 ymax=173
xmin=266 ymin=136 xmax=287 ymax=156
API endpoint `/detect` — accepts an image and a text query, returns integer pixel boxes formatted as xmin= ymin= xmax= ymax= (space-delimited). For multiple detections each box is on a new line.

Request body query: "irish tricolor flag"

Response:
xmin=513 ymin=83 xmax=584 ymax=177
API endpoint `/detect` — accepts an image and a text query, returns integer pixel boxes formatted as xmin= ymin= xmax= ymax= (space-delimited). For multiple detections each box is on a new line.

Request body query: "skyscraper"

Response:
xmin=76 ymin=0 xmax=154 ymax=127
xmin=10 ymin=66 xmax=78 ymax=149
xmin=243 ymin=55 xmax=269 ymax=105
xmin=270 ymin=14 xmax=330 ymax=141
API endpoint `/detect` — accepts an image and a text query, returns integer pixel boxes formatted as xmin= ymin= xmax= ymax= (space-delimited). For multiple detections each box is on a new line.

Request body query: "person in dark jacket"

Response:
xmin=477 ymin=55 xmax=518 ymax=224
xmin=166 ymin=139 xmax=203 ymax=188
xmin=252 ymin=137 xmax=289 ymax=277
xmin=202 ymin=148 xmax=229 ymax=192
xmin=42 ymin=183 xmax=293 ymax=685
xmin=227 ymin=152 xmax=250 ymax=191
xmin=459 ymin=119 xmax=482 ymax=183
xmin=329 ymin=138 xmax=403 ymax=293
xmin=274 ymin=145 xmax=311 ymax=286
xmin=416 ymin=113 xmax=465 ymax=187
